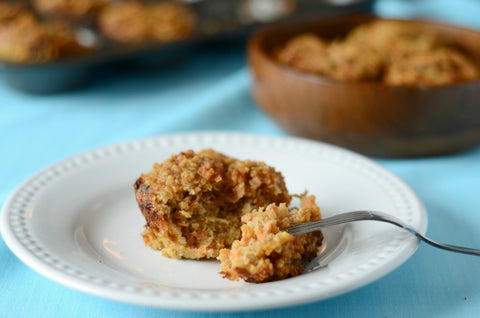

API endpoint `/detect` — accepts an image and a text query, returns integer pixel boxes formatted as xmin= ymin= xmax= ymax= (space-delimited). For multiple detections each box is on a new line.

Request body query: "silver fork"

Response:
xmin=285 ymin=211 xmax=480 ymax=256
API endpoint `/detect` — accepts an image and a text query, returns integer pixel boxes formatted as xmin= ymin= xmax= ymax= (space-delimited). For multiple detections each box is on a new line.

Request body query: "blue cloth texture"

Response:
xmin=1 ymin=1 xmax=480 ymax=317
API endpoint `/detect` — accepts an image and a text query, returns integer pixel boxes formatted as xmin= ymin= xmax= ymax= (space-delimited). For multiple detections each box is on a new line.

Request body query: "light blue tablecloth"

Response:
xmin=1 ymin=1 xmax=480 ymax=317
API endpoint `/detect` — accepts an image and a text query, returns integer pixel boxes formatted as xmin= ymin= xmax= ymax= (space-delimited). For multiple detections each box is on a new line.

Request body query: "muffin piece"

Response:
xmin=98 ymin=1 xmax=195 ymax=44
xmin=134 ymin=149 xmax=291 ymax=259
xmin=218 ymin=194 xmax=323 ymax=283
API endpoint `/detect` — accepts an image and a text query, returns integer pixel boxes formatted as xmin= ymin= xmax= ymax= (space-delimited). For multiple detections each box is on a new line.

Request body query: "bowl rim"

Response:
xmin=248 ymin=14 xmax=480 ymax=90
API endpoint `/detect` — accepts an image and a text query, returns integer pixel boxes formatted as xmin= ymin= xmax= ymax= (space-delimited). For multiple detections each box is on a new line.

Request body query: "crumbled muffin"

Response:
xmin=98 ymin=1 xmax=195 ymax=44
xmin=218 ymin=194 xmax=323 ymax=283
xmin=134 ymin=149 xmax=291 ymax=259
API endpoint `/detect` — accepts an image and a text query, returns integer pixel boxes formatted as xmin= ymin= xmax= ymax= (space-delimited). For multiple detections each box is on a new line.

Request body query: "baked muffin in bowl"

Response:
xmin=248 ymin=15 xmax=480 ymax=157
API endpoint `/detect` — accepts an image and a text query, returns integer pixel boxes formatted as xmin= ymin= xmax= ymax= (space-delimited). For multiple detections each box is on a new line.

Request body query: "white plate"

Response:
xmin=0 ymin=132 xmax=427 ymax=311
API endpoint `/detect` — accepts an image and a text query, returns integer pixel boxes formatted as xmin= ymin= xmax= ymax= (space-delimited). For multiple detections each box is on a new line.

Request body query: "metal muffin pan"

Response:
xmin=0 ymin=0 xmax=373 ymax=93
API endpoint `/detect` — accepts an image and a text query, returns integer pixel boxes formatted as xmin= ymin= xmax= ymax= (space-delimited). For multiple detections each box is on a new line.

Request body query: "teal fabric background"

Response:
xmin=1 ymin=1 xmax=480 ymax=317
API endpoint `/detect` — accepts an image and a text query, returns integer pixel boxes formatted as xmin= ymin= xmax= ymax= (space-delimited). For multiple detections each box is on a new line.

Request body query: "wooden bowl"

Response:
xmin=248 ymin=15 xmax=480 ymax=157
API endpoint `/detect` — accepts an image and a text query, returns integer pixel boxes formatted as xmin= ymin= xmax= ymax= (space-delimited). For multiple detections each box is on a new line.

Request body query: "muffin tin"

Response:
xmin=0 ymin=0 xmax=373 ymax=93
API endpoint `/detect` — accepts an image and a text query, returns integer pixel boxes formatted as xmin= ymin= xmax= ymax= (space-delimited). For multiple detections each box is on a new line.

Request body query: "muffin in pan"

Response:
xmin=98 ymin=1 xmax=196 ymax=44
xmin=0 ymin=3 xmax=90 ymax=63
xmin=32 ymin=0 xmax=108 ymax=21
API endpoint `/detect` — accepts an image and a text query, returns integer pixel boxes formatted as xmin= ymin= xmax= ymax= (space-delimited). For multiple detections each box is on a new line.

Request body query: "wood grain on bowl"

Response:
xmin=248 ymin=15 xmax=480 ymax=157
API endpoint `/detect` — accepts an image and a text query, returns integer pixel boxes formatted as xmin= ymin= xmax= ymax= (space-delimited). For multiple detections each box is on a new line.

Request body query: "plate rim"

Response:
xmin=0 ymin=131 xmax=427 ymax=311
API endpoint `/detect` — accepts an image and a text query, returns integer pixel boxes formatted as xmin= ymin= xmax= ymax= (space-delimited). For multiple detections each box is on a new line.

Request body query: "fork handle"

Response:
xmin=402 ymin=226 xmax=480 ymax=256
xmin=286 ymin=211 xmax=480 ymax=256
xmin=367 ymin=213 xmax=480 ymax=256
